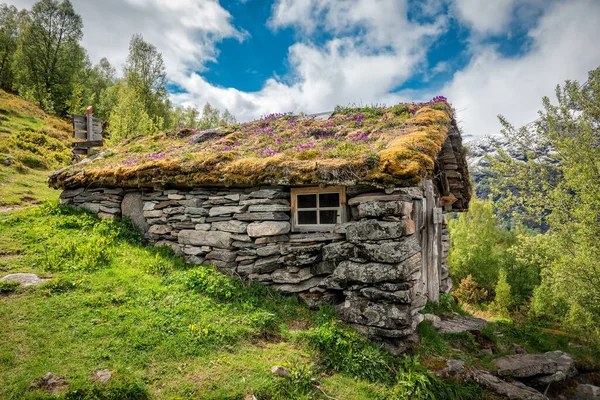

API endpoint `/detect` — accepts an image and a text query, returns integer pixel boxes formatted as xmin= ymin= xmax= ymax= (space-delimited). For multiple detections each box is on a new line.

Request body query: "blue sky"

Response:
xmin=9 ymin=0 xmax=600 ymax=137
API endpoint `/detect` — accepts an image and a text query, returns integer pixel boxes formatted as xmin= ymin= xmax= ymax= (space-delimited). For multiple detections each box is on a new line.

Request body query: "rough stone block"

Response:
xmin=183 ymin=246 xmax=211 ymax=256
xmin=255 ymin=235 xmax=289 ymax=244
xmin=323 ymin=242 xmax=358 ymax=261
xmin=235 ymin=212 xmax=289 ymax=221
xmin=272 ymin=276 xmax=323 ymax=293
xmin=60 ymin=188 xmax=84 ymax=198
xmin=209 ymin=205 xmax=246 ymax=216
xmin=288 ymin=233 xmax=344 ymax=243
xmin=357 ymin=201 xmax=413 ymax=218
xmin=247 ymin=204 xmax=291 ymax=212
xmin=206 ymin=249 xmax=238 ymax=262
xmin=247 ymin=221 xmax=290 ymax=237
xmin=155 ymin=200 xmax=180 ymax=209
xmin=248 ymin=189 xmax=289 ymax=199
xmin=121 ymin=192 xmax=148 ymax=233
xmin=310 ymin=261 xmax=335 ymax=275
xmin=347 ymin=192 xmax=414 ymax=206
xmin=360 ymin=287 xmax=410 ymax=303
xmin=358 ymin=236 xmax=420 ymax=263
xmin=148 ymin=225 xmax=172 ymax=235
xmin=272 ymin=267 xmax=313 ymax=284
xmin=256 ymin=245 xmax=281 ymax=257
xmin=345 ymin=220 xmax=408 ymax=242
xmin=337 ymin=293 xmax=410 ymax=329
xmin=185 ymin=207 xmax=209 ymax=216
xmin=212 ymin=220 xmax=248 ymax=233
xmin=178 ymin=230 xmax=233 ymax=249
xmin=253 ymin=255 xmax=284 ymax=274
xmin=325 ymin=254 xmax=420 ymax=288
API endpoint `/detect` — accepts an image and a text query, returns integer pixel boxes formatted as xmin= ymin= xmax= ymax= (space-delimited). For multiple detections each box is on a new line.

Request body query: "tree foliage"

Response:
xmin=489 ymin=66 xmax=600 ymax=333
xmin=13 ymin=0 xmax=84 ymax=115
xmin=123 ymin=34 xmax=169 ymax=128
xmin=0 ymin=1 xmax=236 ymax=138
xmin=108 ymin=81 xmax=157 ymax=140
xmin=448 ymin=199 xmax=514 ymax=290
xmin=0 ymin=4 xmax=18 ymax=90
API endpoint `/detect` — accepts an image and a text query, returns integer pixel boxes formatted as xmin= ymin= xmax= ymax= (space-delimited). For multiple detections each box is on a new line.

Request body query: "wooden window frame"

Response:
xmin=290 ymin=186 xmax=347 ymax=232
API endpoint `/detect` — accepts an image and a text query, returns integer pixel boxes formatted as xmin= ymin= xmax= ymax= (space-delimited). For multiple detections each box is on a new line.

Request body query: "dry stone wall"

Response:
xmin=59 ymin=184 xmax=446 ymax=352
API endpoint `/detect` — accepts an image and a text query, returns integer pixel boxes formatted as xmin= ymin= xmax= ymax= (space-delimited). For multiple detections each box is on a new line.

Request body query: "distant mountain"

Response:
xmin=465 ymin=122 xmax=559 ymax=200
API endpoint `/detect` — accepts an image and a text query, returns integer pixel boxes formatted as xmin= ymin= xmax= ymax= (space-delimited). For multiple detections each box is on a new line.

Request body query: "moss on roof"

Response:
xmin=49 ymin=98 xmax=460 ymax=189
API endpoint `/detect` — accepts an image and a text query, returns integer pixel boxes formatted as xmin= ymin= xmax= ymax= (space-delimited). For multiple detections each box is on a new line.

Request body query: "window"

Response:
xmin=291 ymin=187 xmax=347 ymax=232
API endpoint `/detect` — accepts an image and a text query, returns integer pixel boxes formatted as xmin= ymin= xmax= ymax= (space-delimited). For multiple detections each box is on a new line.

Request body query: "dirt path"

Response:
xmin=0 ymin=205 xmax=32 ymax=213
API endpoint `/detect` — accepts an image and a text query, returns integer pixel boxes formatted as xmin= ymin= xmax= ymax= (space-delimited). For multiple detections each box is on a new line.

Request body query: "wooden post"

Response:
xmin=422 ymin=180 xmax=440 ymax=302
xmin=86 ymin=106 xmax=93 ymax=144
xmin=72 ymin=106 xmax=103 ymax=158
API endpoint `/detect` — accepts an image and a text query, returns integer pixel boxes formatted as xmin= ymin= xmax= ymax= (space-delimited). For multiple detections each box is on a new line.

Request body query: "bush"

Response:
xmin=448 ymin=199 xmax=515 ymax=290
xmin=453 ymin=274 xmax=488 ymax=305
xmin=182 ymin=266 xmax=239 ymax=300
xmin=257 ymin=359 xmax=319 ymax=400
xmin=421 ymin=293 xmax=466 ymax=315
xmin=298 ymin=318 xmax=396 ymax=384
xmin=491 ymin=269 xmax=512 ymax=315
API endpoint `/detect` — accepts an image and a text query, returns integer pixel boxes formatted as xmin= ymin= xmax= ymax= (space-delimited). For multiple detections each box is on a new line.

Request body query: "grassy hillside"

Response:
xmin=0 ymin=90 xmax=72 ymax=208
xmin=1 ymin=204 xmax=598 ymax=399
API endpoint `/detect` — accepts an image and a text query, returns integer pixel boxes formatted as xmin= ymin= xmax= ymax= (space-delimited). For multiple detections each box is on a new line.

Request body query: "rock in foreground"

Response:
xmin=0 ymin=273 xmax=50 ymax=287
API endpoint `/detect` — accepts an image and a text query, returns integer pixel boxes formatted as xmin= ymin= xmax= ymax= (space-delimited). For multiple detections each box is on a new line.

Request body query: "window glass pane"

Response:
xmin=298 ymin=210 xmax=317 ymax=225
xmin=320 ymin=210 xmax=338 ymax=224
xmin=298 ymin=194 xmax=317 ymax=209
xmin=319 ymin=193 xmax=340 ymax=208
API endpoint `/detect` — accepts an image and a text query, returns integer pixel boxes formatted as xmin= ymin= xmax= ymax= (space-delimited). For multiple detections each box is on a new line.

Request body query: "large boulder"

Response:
xmin=494 ymin=351 xmax=576 ymax=384
xmin=121 ymin=192 xmax=148 ymax=233
xmin=0 ymin=273 xmax=50 ymax=287
xmin=429 ymin=315 xmax=488 ymax=334
xmin=471 ymin=369 xmax=548 ymax=400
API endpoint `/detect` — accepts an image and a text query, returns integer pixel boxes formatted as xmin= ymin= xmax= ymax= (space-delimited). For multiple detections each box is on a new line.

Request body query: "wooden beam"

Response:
xmin=72 ymin=140 xmax=103 ymax=148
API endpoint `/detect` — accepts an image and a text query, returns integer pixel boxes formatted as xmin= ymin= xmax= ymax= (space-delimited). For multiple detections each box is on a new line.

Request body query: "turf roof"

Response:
xmin=49 ymin=97 xmax=463 ymax=190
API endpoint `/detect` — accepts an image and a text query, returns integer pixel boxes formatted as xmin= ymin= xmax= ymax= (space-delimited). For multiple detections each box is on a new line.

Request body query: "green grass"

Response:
xmin=0 ymin=203 xmax=485 ymax=400
xmin=0 ymin=90 xmax=72 ymax=208
xmin=0 ymin=165 xmax=59 ymax=207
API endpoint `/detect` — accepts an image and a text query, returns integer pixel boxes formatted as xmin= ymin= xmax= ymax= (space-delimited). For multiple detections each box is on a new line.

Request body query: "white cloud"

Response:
xmin=171 ymin=0 xmax=446 ymax=120
xmin=7 ymin=0 xmax=600 ymax=138
xmin=8 ymin=0 xmax=244 ymax=78
xmin=443 ymin=0 xmax=600 ymax=137
xmin=451 ymin=0 xmax=519 ymax=35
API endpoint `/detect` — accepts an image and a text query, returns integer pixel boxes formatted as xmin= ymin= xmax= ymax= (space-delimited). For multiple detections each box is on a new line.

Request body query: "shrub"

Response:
xmin=453 ymin=274 xmax=488 ymax=305
xmin=37 ymin=277 xmax=82 ymax=296
xmin=421 ymin=293 xmax=466 ymax=315
xmin=491 ymin=269 xmax=512 ymax=315
xmin=257 ymin=359 xmax=318 ymax=400
xmin=182 ymin=266 xmax=239 ymax=300
xmin=298 ymin=319 xmax=395 ymax=384
xmin=448 ymin=199 xmax=516 ymax=290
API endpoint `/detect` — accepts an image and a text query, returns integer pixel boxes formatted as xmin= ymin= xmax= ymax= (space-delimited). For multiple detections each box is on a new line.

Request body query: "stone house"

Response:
xmin=49 ymin=99 xmax=471 ymax=352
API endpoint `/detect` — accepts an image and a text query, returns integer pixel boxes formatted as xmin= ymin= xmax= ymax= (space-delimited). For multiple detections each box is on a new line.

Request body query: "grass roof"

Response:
xmin=49 ymin=98 xmax=460 ymax=189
